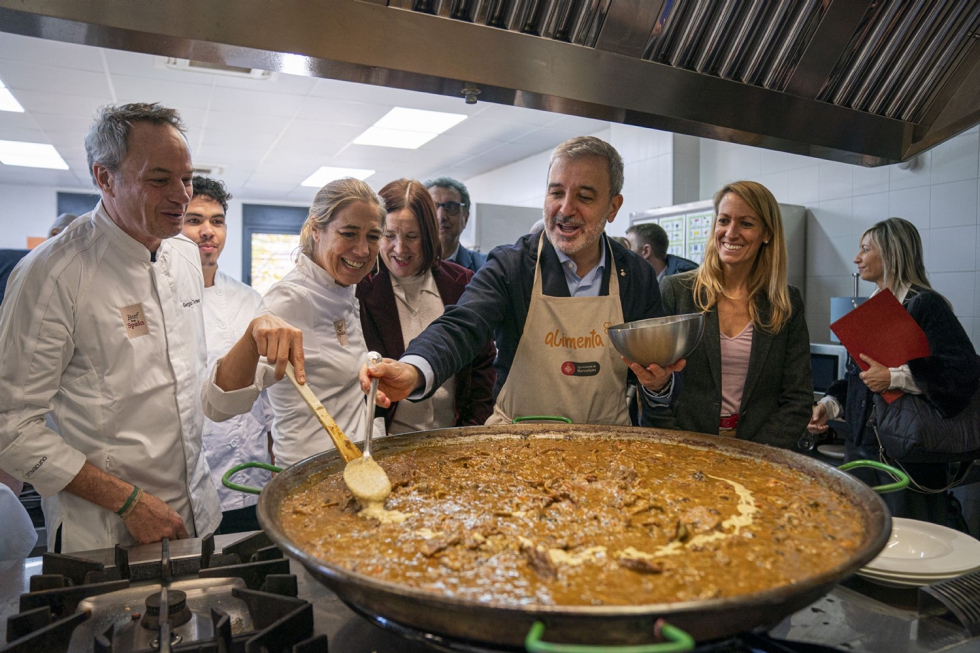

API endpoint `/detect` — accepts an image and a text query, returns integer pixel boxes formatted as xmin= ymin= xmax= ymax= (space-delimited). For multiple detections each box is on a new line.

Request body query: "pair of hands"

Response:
xmin=808 ymin=353 xmax=890 ymax=434
xmin=357 ymin=357 xmax=687 ymax=407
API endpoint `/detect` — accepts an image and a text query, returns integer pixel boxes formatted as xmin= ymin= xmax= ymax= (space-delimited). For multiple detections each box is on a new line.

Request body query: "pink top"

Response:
xmin=720 ymin=321 xmax=754 ymax=416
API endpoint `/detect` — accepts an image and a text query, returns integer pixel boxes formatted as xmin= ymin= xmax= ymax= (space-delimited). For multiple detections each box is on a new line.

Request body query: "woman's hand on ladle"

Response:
xmin=359 ymin=358 xmax=421 ymax=407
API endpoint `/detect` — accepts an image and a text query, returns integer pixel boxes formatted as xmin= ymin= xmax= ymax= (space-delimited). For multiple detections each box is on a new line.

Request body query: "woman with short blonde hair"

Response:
xmin=653 ymin=181 xmax=812 ymax=448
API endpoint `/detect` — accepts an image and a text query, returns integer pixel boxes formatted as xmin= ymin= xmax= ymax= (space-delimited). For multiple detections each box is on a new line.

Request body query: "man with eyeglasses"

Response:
xmin=363 ymin=137 xmax=684 ymax=427
xmin=424 ymin=176 xmax=487 ymax=274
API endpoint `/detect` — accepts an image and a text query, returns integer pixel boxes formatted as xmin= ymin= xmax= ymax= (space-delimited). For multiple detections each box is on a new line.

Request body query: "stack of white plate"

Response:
xmin=856 ymin=517 xmax=980 ymax=588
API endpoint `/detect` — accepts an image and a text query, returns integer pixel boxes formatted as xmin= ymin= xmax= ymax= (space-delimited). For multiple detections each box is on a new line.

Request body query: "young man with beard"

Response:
xmin=181 ymin=176 xmax=274 ymax=533
xmin=362 ymin=136 xmax=684 ymax=426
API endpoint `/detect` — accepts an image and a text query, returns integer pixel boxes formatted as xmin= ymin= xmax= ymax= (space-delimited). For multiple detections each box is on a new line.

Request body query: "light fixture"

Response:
xmin=353 ymin=107 xmax=467 ymax=150
xmin=0 ymin=77 xmax=25 ymax=112
xmin=301 ymin=166 xmax=375 ymax=187
xmin=0 ymin=140 xmax=69 ymax=169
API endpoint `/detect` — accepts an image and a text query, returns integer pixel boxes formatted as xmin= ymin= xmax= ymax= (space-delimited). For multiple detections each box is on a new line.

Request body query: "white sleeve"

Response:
xmin=201 ymin=357 xmax=278 ymax=422
xmin=889 ymin=364 xmax=923 ymax=395
xmin=0 ymin=262 xmax=87 ymax=497
xmin=818 ymin=394 xmax=842 ymax=420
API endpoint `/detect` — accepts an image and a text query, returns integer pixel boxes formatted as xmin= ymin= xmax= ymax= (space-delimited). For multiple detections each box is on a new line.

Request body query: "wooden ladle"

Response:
xmin=284 ymin=360 xmax=393 ymax=515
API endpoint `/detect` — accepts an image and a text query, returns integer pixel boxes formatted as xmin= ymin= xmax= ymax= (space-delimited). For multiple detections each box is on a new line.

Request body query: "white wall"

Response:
xmin=0 ymin=184 xmax=63 ymax=248
xmin=464 ymin=125 xmax=676 ymax=241
xmin=699 ymin=127 xmax=980 ymax=349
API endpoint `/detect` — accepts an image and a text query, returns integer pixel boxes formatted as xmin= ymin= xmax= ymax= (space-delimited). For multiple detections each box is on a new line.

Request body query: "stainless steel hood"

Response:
xmin=1 ymin=0 xmax=978 ymax=166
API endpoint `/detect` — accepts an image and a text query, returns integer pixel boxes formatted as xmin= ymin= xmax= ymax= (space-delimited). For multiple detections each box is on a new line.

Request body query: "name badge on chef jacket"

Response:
xmin=334 ymin=319 xmax=349 ymax=346
xmin=120 ymin=303 xmax=150 ymax=338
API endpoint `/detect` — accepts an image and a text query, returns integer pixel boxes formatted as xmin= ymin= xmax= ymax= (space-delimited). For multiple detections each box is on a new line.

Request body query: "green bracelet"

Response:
xmin=116 ymin=486 xmax=141 ymax=516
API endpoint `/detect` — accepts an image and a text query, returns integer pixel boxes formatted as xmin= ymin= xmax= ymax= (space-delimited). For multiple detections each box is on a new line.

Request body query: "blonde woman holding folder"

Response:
xmin=809 ymin=217 xmax=979 ymax=529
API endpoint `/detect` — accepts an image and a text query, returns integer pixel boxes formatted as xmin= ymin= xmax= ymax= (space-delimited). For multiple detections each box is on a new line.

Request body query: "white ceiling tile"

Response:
xmin=0 ymin=126 xmax=51 ymax=142
xmin=0 ymin=33 xmax=104 ymax=72
xmin=0 ymin=61 xmax=110 ymax=99
xmin=202 ymin=130 xmax=280 ymax=151
xmin=112 ymin=76 xmax=215 ymax=110
xmin=442 ymin=116 xmax=538 ymax=144
xmin=208 ymin=88 xmax=306 ymax=117
xmin=199 ymin=111 xmax=290 ymax=135
xmin=295 ymin=98 xmax=388 ymax=126
xmin=28 ymin=113 xmax=93 ymax=134
xmin=0 ymin=111 xmax=41 ymax=131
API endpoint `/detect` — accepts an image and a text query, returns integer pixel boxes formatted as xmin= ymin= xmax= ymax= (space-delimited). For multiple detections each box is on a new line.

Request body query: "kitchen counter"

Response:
xmin=2 ymin=533 xmax=978 ymax=653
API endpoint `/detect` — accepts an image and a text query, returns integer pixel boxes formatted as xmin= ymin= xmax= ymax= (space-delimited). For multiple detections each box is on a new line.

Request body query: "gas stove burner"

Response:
xmin=148 ymin=631 xmax=182 ymax=650
xmin=140 ymin=589 xmax=191 ymax=630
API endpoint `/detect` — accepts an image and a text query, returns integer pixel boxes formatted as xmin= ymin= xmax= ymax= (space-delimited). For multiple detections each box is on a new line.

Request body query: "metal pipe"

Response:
xmin=830 ymin=0 xmax=908 ymax=106
xmin=901 ymin=1 xmax=980 ymax=122
xmin=693 ymin=0 xmax=742 ymax=73
xmin=669 ymin=0 xmax=716 ymax=69
xmin=884 ymin=0 xmax=971 ymax=118
xmin=717 ymin=0 xmax=769 ymax=80
xmin=866 ymin=0 xmax=947 ymax=115
xmin=761 ymin=0 xmax=824 ymax=90
xmin=849 ymin=0 xmax=931 ymax=110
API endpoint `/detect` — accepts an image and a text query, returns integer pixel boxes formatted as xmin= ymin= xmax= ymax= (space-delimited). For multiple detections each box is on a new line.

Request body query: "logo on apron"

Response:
xmin=561 ymin=361 xmax=600 ymax=376
xmin=119 ymin=303 xmax=149 ymax=338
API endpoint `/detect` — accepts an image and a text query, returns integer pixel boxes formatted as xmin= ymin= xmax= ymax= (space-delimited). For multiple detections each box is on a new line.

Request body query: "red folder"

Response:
xmin=829 ymin=289 xmax=930 ymax=403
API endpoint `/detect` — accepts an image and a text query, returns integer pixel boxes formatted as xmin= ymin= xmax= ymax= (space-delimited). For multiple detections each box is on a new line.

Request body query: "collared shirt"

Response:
xmin=0 ymin=202 xmax=220 ymax=552
xmin=554 ymin=241 xmax=607 ymax=297
xmin=819 ymin=282 xmax=921 ymax=420
xmin=202 ymin=271 xmax=274 ymax=511
xmin=446 ymin=244 xmax=460 ymax=264
xmin=203 ymin=254 xmax=384 ymax=469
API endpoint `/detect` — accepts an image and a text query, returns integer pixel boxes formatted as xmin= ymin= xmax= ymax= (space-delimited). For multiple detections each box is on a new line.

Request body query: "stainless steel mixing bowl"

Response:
xmin=608 ymin=313 xmax=705 ymax=367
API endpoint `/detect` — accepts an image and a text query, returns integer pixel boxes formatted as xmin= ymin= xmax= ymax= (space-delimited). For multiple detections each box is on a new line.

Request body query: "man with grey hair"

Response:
xmin=0 ymin=103 xmax=303 ymax=552
xmin=363 ymin=136 xmax=684 ymax=426
xmin=424 ymin=176 xmax=486 ymax=273
xmin=626 ymin=222 xmax=698 ymax=281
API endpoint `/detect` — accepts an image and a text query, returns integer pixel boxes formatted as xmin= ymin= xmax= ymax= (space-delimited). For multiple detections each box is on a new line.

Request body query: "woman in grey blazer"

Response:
xmin=652 ymin=181 xmax=812 ymax=449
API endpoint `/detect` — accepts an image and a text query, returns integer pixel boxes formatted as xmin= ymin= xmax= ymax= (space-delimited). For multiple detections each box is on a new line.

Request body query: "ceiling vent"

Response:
xmin=160 ymin=57 xmax=275 ymax=80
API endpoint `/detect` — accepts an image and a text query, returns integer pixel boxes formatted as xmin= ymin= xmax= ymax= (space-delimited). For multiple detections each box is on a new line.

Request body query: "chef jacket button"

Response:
xmin=218 ymin=322 xmax=226 ymax=329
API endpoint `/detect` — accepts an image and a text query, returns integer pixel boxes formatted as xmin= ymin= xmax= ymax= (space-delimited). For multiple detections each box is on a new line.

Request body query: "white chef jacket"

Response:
xmin=202 ymin=271 xmax=274 ymax=510
xmin=203 ymin=254 xmax=383 ymax=469
xmin=0 ymin=202 xmax=221 ymax=553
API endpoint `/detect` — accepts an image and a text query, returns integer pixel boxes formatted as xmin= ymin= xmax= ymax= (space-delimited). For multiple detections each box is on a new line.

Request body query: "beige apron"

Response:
xmin=487 ymin=236 xmax=631 ymax=426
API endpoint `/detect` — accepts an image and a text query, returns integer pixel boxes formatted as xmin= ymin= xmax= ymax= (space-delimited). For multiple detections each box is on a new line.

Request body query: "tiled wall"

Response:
xmin=699 ymin=127 xmax=980 ymax=349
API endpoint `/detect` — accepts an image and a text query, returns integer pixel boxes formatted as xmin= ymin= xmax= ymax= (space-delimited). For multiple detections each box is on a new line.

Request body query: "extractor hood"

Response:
xmin=1 ymin=0 xmax=978 ymax=166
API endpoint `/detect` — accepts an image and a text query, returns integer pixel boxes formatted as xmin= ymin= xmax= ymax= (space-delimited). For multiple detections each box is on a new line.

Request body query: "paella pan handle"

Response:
xmin=222 ymin=462 xmax=282 ymax=495
xmin=513 ymin=415 xmax=573 ymax=424
xmin=524 ymin=619 xmax=695 ymax=653
xmin=838 ymin=460 xmax=909 ymax=494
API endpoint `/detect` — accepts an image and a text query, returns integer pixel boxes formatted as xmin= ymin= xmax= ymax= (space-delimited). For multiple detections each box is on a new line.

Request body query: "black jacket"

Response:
xmin=404 ymin=232 xmax=664 ymax=401
xmin=650 ymin=271 xmax=813 ymax=449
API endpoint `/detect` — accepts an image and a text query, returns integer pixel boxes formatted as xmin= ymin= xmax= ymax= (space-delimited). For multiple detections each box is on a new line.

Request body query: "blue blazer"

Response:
xmin=453 ymin=245 xmax=487 ymax=274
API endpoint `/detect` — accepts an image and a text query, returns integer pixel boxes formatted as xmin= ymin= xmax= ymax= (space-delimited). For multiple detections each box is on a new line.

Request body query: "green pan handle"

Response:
xmin=222 ymin=462 xmax=282 ymax=495
xmin=525 ymin=619 xmax=695 ymax=653
xmin=839 ymin=460 xmax=910 ymax=494
xmin=513 ymin=416 xmax=573 ymax=424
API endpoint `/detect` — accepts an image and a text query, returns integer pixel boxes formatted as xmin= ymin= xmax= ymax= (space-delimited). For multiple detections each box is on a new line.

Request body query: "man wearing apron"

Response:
xmin=360 ymin=136 xmax=685 ymax=424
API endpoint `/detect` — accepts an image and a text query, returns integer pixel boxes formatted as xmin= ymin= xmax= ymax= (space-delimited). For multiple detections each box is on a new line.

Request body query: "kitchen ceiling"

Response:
xmin=0 ymin=32 xmax=609 ymax=201
xmin=1 ymin=0 xmax=978 ymax=173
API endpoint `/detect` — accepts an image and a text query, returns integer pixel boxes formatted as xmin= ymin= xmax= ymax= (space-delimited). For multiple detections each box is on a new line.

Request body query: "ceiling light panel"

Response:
xmin=352 ymin=107 xmax=467 ymax=150
xmin=301 ymin=166 xmax=375 ymax=187
xmin=0 ymin=78 xmax=25 ymax=112
xmin=0 ymin=140 xmax=69 ymax=169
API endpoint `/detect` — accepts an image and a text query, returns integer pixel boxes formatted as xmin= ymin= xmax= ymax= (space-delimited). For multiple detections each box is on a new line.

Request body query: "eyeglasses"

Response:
xmin=434 ymin=201 xmax=467 ymax=217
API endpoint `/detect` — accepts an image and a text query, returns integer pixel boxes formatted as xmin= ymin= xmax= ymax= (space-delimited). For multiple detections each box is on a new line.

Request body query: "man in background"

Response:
xmin=181 ymin=176 xmax=273 ymax=533
xmin=0 ymin=213 xmax=80 ymax=306
xmin=48 ymin=213 xmax=79 ymax=239
xmin=425 ymin=176 xmax=486 ymax=273
xmin=626 ymin=222 xmax=698 ymax=282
